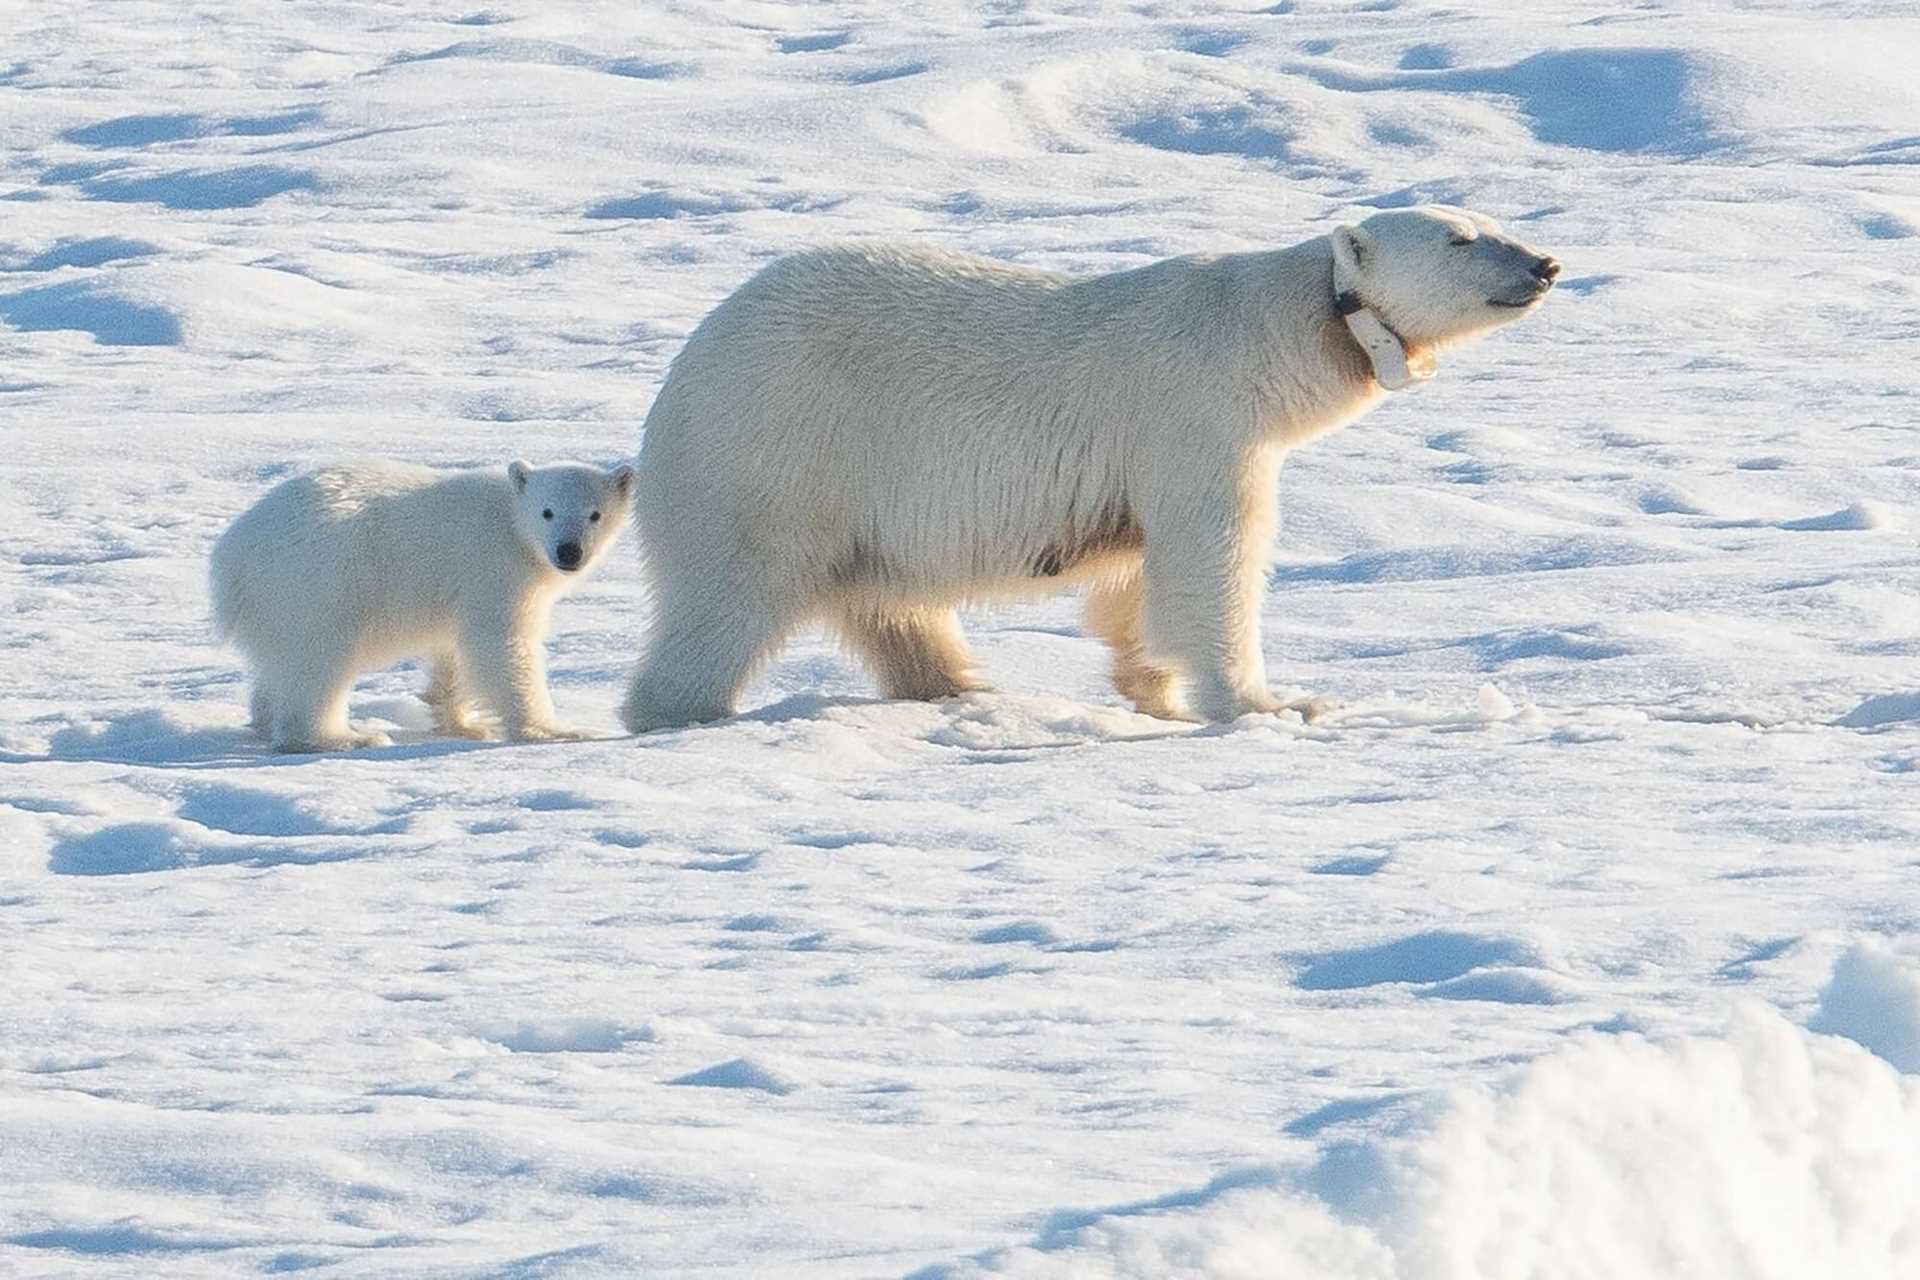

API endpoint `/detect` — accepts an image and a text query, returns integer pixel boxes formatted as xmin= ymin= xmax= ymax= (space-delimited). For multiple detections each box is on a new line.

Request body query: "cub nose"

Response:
xmin=555 ymin=541 xmax=583 ymax=571
xmin=1531 ymin=255 xmax=1562 ymax=284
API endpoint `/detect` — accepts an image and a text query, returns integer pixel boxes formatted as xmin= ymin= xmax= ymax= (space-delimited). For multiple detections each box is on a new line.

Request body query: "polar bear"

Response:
xmin=620 ymin=205 xmax=1558 ymax=730
xmin=212 ymin=459 xmax=634 ymax=752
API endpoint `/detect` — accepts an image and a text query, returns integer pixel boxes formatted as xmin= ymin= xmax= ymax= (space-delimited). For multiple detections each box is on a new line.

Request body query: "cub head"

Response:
xmin=506 ymin=460 xmax=636 ymax=576
xmin=1331 ymin=205 xmax=1560 ymax=352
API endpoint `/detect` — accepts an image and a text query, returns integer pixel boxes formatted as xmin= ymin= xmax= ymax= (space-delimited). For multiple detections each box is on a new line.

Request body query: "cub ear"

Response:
xmin=1331 ymin=223 xmax=1371 ymax=275
xmin=610 ymin=464 xmax=636 ymax=498
xmin=507 ymin=460 xmax=530 ymax=493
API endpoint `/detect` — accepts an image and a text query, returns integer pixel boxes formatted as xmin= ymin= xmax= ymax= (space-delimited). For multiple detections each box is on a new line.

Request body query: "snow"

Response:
xmin=2 ymin=1 xmax=1917 ymax=1276
xmin=1810 ymin=943 xmax=1920 ymax=1073
xmin=936 ymin=1007 xmax=1920 ymax=1280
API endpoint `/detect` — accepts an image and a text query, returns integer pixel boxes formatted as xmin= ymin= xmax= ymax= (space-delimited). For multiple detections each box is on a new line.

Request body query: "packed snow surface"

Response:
xmin=3 ymin=1 xmax=1918 ymax=1276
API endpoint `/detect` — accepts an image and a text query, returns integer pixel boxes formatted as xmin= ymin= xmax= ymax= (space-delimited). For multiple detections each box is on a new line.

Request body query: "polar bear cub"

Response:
xmin=212 ymin=459 xmax=634 ymax=752
xmin=620 ymin=204 xmax=1559 ymax=730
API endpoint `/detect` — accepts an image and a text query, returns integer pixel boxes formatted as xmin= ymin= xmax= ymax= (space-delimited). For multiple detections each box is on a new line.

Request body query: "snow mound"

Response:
xmin=666 ymin=1057 xmax=797 ymax=1096
xmin=41 ymin=708 xmax=256 ymax=764
xmin=934 ymin=1002 xmax=1920 ymax=1279
xmin=0 ymin=278 xmax=182 ymax=346
xmin=1303 ymin=46 xmax=1722 ymax=155
xmin=1779 ymin=501 xmax=1900 ymax=533
xmin=1324 ymin=683 xmax=1531 ymax=731
xmin=46 ymin=818 xmax=355 ymax=876
xmin=919 ymin=694 xmax=1176 ymax=750
xmin=1837 ymin=692 xmax=1920 ymax=729
xmin=474 ymin=1018 xmax=654 ymax=1055
xmin=1809 ymin=943 xmax=1920 ymax=1072
xmin=1295 ymin=930 xmax=1541 ymax=992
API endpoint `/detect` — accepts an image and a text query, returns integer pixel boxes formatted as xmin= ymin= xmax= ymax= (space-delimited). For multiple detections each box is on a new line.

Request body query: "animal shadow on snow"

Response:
xmin=16 ymin=707 xmax=512 ymax=770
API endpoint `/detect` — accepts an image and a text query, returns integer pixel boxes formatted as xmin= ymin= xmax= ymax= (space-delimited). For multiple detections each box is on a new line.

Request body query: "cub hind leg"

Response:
xmin=263 ymin=652 xmax=390 ymax=753
xmin=423 ymin=648 xmax=490 ymax=740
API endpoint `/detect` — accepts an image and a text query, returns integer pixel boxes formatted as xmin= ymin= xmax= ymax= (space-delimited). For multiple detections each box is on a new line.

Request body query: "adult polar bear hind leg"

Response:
xmin=622 ymin=205 xmax=1558 ymax=731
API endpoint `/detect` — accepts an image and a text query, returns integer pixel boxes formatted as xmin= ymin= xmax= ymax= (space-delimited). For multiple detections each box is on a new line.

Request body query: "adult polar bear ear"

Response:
xmin=508 ymin=460 xmax=531 ymax=493
xmin=610 ymin=464 xmax=635 ymax=497
xmin=1331 ymin=223 xmax=1436 ymax=392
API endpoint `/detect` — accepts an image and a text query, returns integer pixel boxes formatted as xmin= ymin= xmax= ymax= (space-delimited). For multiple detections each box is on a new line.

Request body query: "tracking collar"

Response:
xmin=1331 ymin=234 xmax=1435 ymax=392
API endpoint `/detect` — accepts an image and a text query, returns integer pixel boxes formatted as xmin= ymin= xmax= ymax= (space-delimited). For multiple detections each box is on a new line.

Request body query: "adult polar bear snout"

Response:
xmin=620 ymin=205 xmax=1558 ymax=732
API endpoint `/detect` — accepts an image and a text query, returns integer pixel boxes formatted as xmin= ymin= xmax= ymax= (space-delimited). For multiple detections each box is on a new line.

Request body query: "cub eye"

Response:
xmin=590 ymin=511 xmax=601 ymax=522
xmin=542 ymin=509 xmax=553 ymax=520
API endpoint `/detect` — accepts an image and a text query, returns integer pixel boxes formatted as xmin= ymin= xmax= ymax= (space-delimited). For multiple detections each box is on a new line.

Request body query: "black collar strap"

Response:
xmin=1329 ymin=230 xmax=1436 ymax=391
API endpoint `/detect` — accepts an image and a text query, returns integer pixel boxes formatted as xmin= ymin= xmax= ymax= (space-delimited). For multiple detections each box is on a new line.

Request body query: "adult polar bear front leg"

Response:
xmin=248 ymin=686 xmax=273 ymax=736
xmin=1135 ymin=440 xmax=1295 ymax=721
xmin=622 ymin=531 xmax=803 ymax=732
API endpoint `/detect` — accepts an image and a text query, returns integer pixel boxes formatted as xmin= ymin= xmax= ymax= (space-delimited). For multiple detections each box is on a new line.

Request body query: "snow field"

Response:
xmin=3 ymin=0 xmax=1919 ymax=1275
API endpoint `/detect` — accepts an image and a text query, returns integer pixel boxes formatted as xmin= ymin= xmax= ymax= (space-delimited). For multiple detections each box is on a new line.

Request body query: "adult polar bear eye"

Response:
xmin=590 ymin=511 xmax=601 ymax=522
xmin=542 ymin=508 xmax=553 ymax=520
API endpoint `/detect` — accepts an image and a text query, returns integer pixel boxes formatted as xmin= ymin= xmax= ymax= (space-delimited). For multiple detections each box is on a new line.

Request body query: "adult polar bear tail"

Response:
xmin=621 ymin=206 xmax=1559 ymax=732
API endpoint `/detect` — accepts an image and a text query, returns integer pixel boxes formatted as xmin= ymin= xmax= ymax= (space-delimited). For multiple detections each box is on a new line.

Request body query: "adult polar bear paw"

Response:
xmin=620 ymin=206 xmax=1558 ymax=730
xmin=1290 ymin=694 xmax=1343 ymax=725
xmin=1255 ymin=690 xmax=1344 ymax=725
xmin=1186 ymin=683 xmax=1342 ymax=725
xmin=509 ymin=723 xmax=599 ymax=743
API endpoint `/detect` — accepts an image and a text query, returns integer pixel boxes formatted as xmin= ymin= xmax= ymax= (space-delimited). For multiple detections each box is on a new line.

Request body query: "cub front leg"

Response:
xmin=459 ymin=600 xmax=591 ymax=742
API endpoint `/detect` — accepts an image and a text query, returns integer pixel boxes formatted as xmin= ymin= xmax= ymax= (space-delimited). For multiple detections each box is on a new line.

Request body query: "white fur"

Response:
xmin=621 ymin=205 xmax=1557 ymax=730
xmin=212 ymin=459 xmax=634 ymax=752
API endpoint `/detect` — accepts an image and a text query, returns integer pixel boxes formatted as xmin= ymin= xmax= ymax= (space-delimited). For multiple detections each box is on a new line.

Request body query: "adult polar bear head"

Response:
xmin=1331 ymin=206 xmax=1560 ymax=390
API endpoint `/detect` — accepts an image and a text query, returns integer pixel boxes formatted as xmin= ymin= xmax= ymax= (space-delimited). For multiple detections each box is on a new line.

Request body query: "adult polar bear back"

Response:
xmin=622 ymin=206 xmax=1559 ymax=731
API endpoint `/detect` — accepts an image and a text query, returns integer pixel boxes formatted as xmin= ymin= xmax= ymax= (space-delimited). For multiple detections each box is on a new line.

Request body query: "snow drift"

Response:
xmin=934 ymin=960 xmax=1920 ymax=1280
